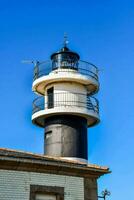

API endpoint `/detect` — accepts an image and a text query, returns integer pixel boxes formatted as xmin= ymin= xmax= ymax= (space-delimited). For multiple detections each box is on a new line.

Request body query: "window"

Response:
xmin=36 ymin=194 xmax=56 ymax=200
xmin=30 ymin=185 xmax=64 ymax=200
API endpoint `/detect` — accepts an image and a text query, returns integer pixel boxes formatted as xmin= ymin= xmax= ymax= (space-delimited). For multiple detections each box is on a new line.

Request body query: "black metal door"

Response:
xmin=47 ymin=87 xmax=54 ymax=108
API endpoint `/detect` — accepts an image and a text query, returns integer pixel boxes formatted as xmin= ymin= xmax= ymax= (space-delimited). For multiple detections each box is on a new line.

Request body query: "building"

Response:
xmin=0 ymin=40 xmax=110 ymax=200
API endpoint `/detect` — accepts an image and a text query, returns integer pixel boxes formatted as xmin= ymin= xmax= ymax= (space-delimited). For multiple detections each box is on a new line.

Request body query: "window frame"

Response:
xmin=47 ymin=87 xmax=54 ymax=109
xmin=30 ymin=185 xmax=64 ymax=200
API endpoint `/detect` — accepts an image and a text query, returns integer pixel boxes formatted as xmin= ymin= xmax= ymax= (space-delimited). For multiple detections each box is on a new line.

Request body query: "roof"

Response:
xmin=0 ymin=148 xmax=110 ymax=178
xmin=50 ymin=45 xmax=80 ymax=60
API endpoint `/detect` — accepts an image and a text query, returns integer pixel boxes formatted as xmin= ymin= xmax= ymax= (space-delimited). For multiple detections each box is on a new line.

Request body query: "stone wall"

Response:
xmin=84 ymin=178 xmax=98 ymax=200
xmin=0 ymin=169 xmax=84 ymax=200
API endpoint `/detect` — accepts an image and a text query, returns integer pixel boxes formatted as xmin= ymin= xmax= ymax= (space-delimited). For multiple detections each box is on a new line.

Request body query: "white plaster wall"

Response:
xmin=45 ymin=82 xmax=87 ymax=109
xmin=53 ymin=82 xmax=86 ymax=94
xmin=0 ymin=169 xmax=84 ymax=200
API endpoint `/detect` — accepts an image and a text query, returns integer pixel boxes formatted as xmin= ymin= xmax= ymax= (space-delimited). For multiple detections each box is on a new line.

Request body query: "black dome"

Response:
xmin=51 ymin=46 xmax=80 ymax=60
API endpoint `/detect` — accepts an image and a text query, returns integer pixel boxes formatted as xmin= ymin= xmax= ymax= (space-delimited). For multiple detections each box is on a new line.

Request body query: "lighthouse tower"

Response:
xmin=32 ymin=39 xmax=99 ymax=162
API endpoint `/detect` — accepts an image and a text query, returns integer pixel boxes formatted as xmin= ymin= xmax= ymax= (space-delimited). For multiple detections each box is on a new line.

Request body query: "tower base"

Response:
xmin=45 ymin=115 xmax=88 ymax=160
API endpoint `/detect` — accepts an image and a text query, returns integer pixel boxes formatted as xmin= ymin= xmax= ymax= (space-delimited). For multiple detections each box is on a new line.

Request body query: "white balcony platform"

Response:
xmin=32 ymin=69 xmax=99 ymax=95
xmin=32 ymin=105 xmax=100 ymax=128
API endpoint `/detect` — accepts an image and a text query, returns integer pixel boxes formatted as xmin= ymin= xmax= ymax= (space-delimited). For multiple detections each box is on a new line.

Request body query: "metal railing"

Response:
xmin=33 ymin=60 xmax=98 ymax=81
xmin=32 ymin=92 xmax=99 ymax=115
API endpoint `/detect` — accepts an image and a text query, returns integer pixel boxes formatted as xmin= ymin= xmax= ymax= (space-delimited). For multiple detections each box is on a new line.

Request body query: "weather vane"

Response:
xmin=63 ymin=32 xmax=69 ymax=47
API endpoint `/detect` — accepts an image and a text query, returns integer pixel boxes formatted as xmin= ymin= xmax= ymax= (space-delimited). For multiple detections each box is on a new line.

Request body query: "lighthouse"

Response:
xmin=0 ymin=38 xmax=110 ymax=200
xmin=32 ymin=39 xmax=100 ymax=163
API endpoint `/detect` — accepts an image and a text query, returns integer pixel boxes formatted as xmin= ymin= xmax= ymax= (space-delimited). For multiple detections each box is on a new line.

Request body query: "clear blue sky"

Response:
xmin=0 ymin=0 xmax=134 ymax=199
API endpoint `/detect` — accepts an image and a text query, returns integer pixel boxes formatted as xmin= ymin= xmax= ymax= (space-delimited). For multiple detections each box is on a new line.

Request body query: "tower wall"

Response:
xmin=44 ymin=82 xmax=87 ymax=110
xmin=48 ymin=81 xmax=87 ymax=94
xmin=45 ymin=115 xmax=88 ymax=161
